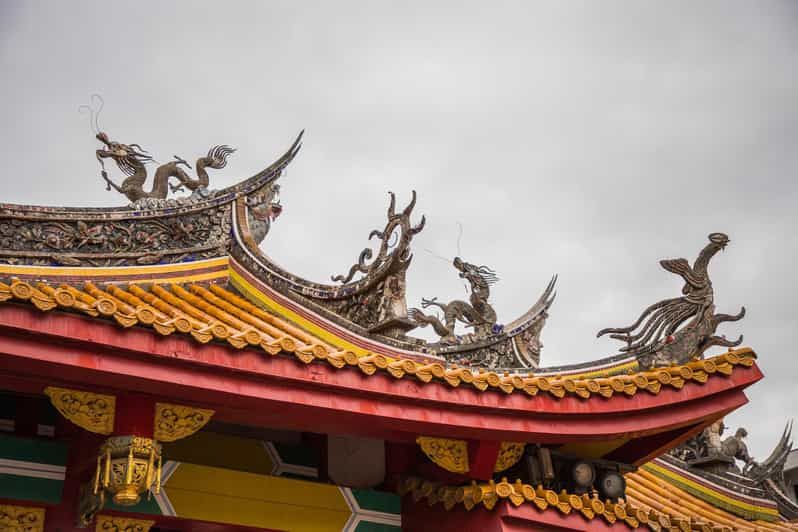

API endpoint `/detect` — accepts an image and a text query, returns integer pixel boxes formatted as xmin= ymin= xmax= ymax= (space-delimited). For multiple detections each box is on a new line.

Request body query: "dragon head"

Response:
xmin=709 ymin=232 xmax=730 ymax=250
xmin=246 ymin=183 xmax=283 ymax=244
xmin=453 ymin=257 xmax=499 ymax=288
xmin=95 ymin=131 xmax=153 ymax=175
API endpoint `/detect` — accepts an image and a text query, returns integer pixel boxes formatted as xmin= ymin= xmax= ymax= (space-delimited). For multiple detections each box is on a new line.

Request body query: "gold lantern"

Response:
xmin=94 ymin=436 xmax=162 ymax=506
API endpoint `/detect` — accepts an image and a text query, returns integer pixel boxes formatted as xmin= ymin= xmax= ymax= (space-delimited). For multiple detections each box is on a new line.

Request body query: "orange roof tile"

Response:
xmin=400 ymin=474 xmax=798 ymax=532
xmin=0 ymin=277 xmax=758 ymax=400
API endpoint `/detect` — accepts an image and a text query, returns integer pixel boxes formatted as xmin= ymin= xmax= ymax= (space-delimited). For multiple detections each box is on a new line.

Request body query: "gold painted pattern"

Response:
xmin=153 ymin=402 xmax=215 ymax=442
xmin=416 ymin=437 xmax=470 ymax=474
xmin=1 ymin=278 xmax=757 ymax=400
xmin=494 ymin=442 xmax=525 ymax=472
xmin=95 ymin=515 xmax=155 ymax=532
xmin=44 ymin=386 xmax=115 ymax=435
xmin=0 ymin=505 xmax=45 ymax=532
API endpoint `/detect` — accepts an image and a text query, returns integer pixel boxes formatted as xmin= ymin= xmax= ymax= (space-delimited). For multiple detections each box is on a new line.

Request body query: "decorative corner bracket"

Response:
xmin=153 ymin=402 xmax=214 ymax=442
xmin=44 ymin=386 xmax=115 ymax=435
xmin=95 ymin=515 xmax=155 ymax=532
xmin=0 ymin=505 xmax=45 ymax=532
xmin=416 ymin=436 xmax=470 ymax=474
xmin=416 ymin=437 xmax=525 ymax=474
xmin=494 ymin=442 xmax=525 ymax=472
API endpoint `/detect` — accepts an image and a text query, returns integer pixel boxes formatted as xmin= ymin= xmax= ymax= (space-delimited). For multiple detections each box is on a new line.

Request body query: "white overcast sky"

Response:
xmin=1 ymin=1 xmax=796 ymax=457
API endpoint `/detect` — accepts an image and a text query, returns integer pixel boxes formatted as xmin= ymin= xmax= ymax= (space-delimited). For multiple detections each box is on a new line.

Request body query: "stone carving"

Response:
xmin=434 ymin=275 xmax=556 ymax=369
xmin=44 ymin=387 xmax=115 ymax=435
xmin=442 ymin=340 xmax=516 ymax=369
xmin=598 ymin=233 xmax=745 ymax=369
xmin=0 ymin=504 xmax=45 ymax=532
xmin=311 ymin=192 xmax=424 ymax=333
xmin=95 ymin=515 xmax=155 ymax=532
xmin=332 ymin=191 xmax=425 ymax=285
xmin=246 ymin=182 xmax=283 ymax=245
xmin=721 ymin=428 xmax=754 ymax=467
xmin=674 ymin=420 xmax=794 ymax=483
xmin=0 ymin=203 xmax=231 ymax=267
xmin=95 ymin=129 xmax=234 ymax=204
xmin=669 ymin=420 xmax=798 ymax=519
xmin=745 ymin=422 xmax=793 ymax=482
xmin=410 ymin=257 xmax=500 ymax=344
xmin=416 ymin=436 xmax=469 ymax=474
xmin=0 ymin=130 xmax=299 ymax=266
xmin=153 ymin=402 xmax=214 ymax=442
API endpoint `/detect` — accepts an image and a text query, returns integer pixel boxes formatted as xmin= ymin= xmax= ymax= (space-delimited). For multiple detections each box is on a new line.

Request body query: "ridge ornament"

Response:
xmin=597 ymin=233 xmax=745 ymax=369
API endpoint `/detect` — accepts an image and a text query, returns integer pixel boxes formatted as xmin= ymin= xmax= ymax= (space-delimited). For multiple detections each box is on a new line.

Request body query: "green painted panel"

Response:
xmin=351 ymin=488 xmax=401 ymax=515
xmin=354 ymin=522 xmax=401 ymax=532
xmin=0 ymin=473 xmax=62 ymax=503
xmin=0 ymin=433 xmax=67 ymax=465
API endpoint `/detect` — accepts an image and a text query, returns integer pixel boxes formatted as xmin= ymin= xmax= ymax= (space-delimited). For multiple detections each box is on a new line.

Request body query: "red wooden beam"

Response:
xmin=0 ymin=306 xmax=761 ymax=464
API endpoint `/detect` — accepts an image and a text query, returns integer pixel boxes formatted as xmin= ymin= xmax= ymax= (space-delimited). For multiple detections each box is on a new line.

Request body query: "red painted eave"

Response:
xmin=0 ymin=306 xmax=761 ymax=456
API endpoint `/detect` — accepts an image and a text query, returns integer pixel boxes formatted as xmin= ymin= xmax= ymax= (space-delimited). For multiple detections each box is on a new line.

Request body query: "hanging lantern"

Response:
xmin=94 ymin=436 xmax=162 ymax=506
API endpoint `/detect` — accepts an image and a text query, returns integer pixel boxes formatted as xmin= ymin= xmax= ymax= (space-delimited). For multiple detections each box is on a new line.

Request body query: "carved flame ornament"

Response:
xmin=44 ymin=386 xmax=115 ymax=435
xmin=95 ymin=515 xmax=155 ymax=532
xmin=153 ymin=402 xmax=214 ymax=442
xmin=0 ymin=505 xmax=45 ymax=532
xmin=93 ymin=436 xmax=162 ymax=506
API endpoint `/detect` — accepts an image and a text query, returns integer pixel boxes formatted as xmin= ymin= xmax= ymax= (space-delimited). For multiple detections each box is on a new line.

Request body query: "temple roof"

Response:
xmin=0 ymin=133 xmax=751 ymax=377
xmin=0 ymin=271 xmax=758 ymax=400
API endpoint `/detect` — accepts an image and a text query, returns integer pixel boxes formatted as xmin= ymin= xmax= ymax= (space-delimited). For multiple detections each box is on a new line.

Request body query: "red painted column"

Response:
xmin=114 ymin=394 xmax=155 ymax=437
xmin=45 ymin=425 xmax=103 ymax=532
xmin=468 ymin=439 xmax=502 ymax=480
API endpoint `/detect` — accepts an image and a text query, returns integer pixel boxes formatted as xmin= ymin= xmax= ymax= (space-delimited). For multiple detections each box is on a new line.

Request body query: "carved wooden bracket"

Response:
xmin=494 ymin=442 xmax=525 ymax=472
xmin=0 ymin=504 xmax=46 ymax=532
xmin=44 ymin=386 xmax=115 ymax=435
xmin=416 ymin=436 xmax=470 ymax=473
xmin=95 ymin=515 xmax=155 ymax=532
xmin=416 ymin=437 xmax=525 ymax=475
xmin=153 ymin=402 xmax=214 ymax=442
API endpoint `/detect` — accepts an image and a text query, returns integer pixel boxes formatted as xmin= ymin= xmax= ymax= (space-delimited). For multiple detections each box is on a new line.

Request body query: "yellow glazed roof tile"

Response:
xmin=0 ymin=278 xmax=758 ymax=400
xmin=400 ymin=476 xmax=798 ymax=532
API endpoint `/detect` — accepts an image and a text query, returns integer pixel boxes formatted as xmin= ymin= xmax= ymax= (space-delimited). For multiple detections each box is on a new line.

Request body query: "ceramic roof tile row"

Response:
xmin=625 ymin=469 xmax=798 ymax=532
xmin=0 ymin=278 xmax=757 ymax=399
xmin=401 ymin=475 xmax=798 ymax=532
xmin=399 ymin=476 xmax=701 ymax=531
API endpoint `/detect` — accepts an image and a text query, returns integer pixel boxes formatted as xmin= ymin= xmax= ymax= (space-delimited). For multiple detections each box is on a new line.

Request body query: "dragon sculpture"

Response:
xmin=94 ymin=131 xmax=234 ymax=203
xmin=598 ymin=233 xmax=745 ymax=369
xmin=409 ymin=257 xmax=500 ymax=344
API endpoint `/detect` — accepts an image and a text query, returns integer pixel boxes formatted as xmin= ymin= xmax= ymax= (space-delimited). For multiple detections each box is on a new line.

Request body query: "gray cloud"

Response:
xmin=1 ymin=0 xmax=796 ymax=457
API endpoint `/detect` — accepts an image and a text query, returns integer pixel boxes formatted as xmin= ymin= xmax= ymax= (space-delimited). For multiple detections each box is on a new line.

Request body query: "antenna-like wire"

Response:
xmin=423 ymin=248 xmax=451 ymax=264
xmin=78 ymin=94 xmax=105 ymax=134
xmin=456 ymin=221 xmax=463 ymax=257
